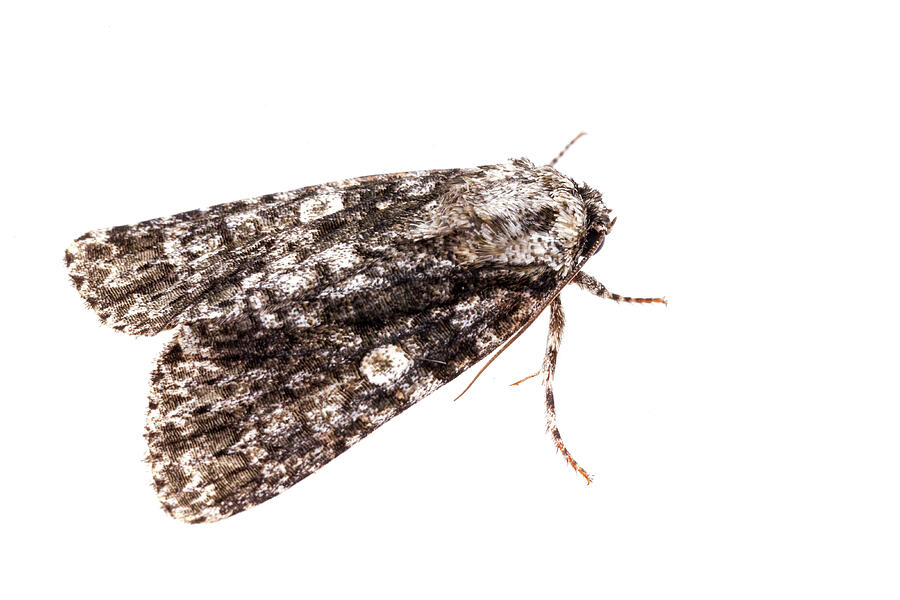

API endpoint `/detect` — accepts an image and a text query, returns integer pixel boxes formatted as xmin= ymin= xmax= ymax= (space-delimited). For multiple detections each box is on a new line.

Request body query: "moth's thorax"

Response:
xmin=414 ymin=158 xmax=608 ymax=275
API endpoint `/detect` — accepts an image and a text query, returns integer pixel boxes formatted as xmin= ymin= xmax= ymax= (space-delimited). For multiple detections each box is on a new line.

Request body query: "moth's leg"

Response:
xmin=543 ymin=296 xmax=593 ymax=483
xmin=573 ymin=272 xmax=667 ymax=305
xmin=510 ymin=371 xmax=540 ymax=386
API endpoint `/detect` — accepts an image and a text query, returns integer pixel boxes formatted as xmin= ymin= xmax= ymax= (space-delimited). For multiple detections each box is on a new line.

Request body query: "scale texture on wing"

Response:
xmin=148 ymin=260 xmax=550 ymax=522
xmin=66 ymin=159 xmax=601 ymax=522
xmin=64 ymin=168 xmax=467 ymax=335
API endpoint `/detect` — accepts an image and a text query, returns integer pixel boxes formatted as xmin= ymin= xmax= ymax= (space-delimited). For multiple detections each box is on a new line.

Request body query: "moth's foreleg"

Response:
xmin=543 ymin=296 xmax=593 ymax=484
xmin=573 ymin=272 xmax=667 ymax=305
xmin=510 ymin=371 xmax=540 ymax=386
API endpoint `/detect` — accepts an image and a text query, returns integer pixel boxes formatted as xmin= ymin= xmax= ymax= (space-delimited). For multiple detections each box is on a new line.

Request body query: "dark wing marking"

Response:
xmin=148 ymin=251 xmax=554 ymax=522
xmin=64 ymin=168 xmax=469 ymax=335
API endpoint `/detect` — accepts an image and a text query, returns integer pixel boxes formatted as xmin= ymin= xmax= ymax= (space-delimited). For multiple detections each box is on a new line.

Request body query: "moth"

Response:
xmin=65 ymin=134 xmax=665 ymax=523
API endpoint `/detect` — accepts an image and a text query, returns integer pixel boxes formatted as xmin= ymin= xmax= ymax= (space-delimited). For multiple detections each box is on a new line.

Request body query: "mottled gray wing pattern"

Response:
xmin=65 ymin=168 xmax=474 ymax=336
xmin=68 ymin=165 xmax=568 ymax=523
xmin=149 ymin=257 xmax=549 ymax=523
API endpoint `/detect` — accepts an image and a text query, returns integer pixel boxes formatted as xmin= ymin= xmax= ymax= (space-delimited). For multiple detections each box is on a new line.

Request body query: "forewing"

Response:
xmin=65 ymin=168 xmax=469 ymax=335
xmin=148 ymin=249 xmax=551 ymax=522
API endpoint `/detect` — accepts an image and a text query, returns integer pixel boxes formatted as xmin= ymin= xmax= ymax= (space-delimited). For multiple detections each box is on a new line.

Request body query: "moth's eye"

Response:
xmin=584 ymin=228 xmax=605 ymax=255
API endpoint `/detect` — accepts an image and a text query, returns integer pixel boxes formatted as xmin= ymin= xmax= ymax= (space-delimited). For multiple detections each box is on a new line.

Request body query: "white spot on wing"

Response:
xmin=360 ymin=344 xmax=411 ymax=385
xmin=317 ymin=242 xmax=361 ymax=270
xmin=299 ymin=190 xmax=344 ymax=223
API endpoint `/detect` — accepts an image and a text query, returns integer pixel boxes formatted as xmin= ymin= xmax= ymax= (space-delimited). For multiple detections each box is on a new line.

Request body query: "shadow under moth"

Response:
xmin=65 ymin=134 xmax=665 ymax=523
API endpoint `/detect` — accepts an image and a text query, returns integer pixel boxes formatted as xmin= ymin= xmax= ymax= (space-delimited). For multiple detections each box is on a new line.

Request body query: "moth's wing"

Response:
xmin=74 ymin=159 xmax=584 ymax=522
xmin=147 ymin=235 xmax=555 ymax=523
xmin=65 ymin=169 xmax=466 ymax=335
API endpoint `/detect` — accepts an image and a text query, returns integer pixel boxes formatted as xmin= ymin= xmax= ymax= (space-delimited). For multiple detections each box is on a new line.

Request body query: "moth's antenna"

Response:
xmin=547 ymin=132 xmax=587 ymax=167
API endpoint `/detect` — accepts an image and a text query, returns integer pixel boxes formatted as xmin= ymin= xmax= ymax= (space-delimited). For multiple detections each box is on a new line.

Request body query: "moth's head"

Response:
xmin=577 ymin=182 xmax=614 ymax=260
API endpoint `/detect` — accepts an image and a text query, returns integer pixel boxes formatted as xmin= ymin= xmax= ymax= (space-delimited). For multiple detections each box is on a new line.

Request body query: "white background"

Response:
xmin=2 ymin=1 xmax=898 ymax=598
